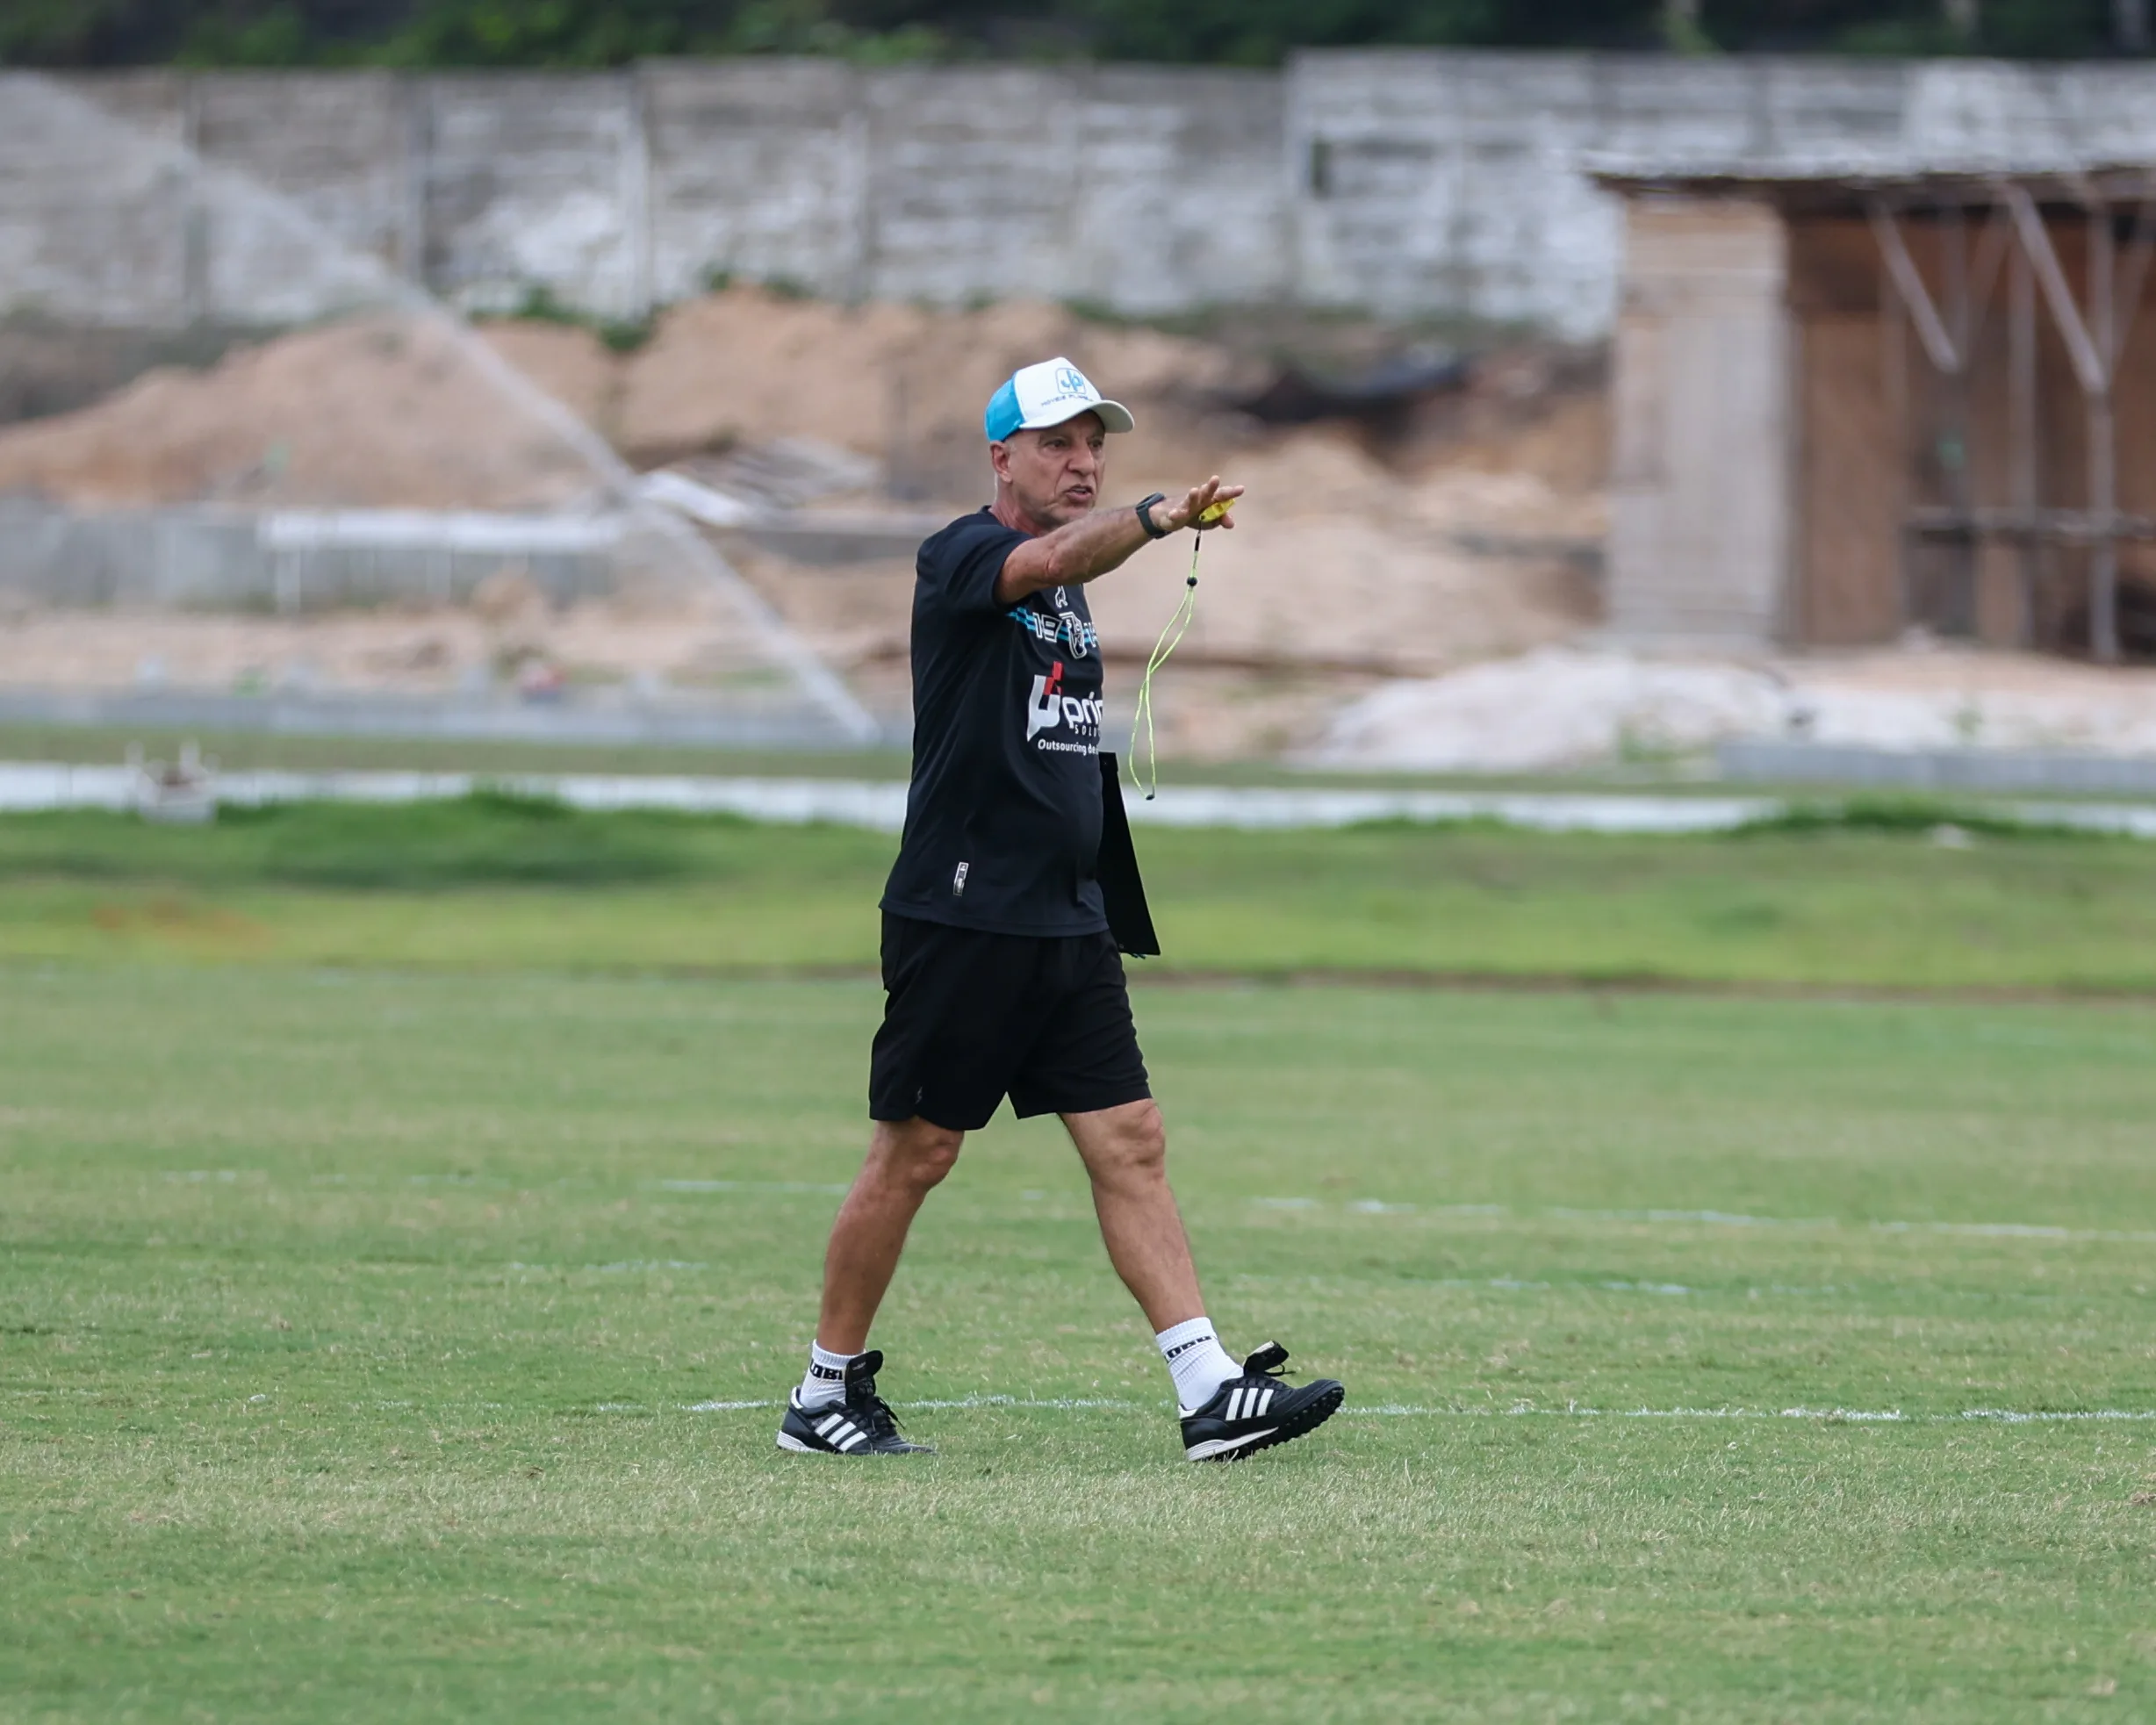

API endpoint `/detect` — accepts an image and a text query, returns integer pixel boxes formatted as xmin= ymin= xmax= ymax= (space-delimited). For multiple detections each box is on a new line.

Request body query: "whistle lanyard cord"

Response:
xmin=1129 ymin=533 xmax=1202 ymax=801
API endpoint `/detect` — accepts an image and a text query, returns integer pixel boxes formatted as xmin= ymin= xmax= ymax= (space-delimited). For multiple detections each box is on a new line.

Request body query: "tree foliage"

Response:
xmin=0 ymin=0 xmax=2140 ymax=68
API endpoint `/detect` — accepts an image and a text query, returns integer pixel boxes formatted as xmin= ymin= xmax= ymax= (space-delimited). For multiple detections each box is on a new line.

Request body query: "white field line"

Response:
xmin=504 ymin=1260 xmax=707 ymax=1273
xmin=1385 ymin=1276 xmax=1706 ymax=1295
xmin=665 ymin=1398 xmax=2156 ymax=1423
xmin=152 ymin=1171 xmax=2156 ymax=1247
xmin=4 ymin=1385 xmax=2141 ymax=1425
xmin=1253 ymin=1197 xmax=2156 ymax=1246
xmin=293 ymin=1175 xmax=848 ymax=1197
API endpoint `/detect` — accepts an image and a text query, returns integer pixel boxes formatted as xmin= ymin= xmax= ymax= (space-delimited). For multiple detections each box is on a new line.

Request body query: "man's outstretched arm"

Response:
xmin=994 ymin=476 xmax=1242 ymax=604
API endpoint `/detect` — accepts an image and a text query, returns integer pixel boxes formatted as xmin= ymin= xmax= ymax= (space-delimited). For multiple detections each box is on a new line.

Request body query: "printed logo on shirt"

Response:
xmin=1024 ymin=658 xmax=1103 ymax=751
xmin=952 ymin=860 xmax=969 ymax=898
xmin=1009 ymin=604 xmax=1097 ymax=657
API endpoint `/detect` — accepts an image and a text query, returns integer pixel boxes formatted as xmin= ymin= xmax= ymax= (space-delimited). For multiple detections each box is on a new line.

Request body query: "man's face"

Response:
xmin=992 ymin=411 xmax=1107 ymax=529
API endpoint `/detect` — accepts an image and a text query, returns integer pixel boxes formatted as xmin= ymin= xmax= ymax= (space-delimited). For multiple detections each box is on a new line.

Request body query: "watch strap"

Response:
xmin=1134 ymin=492 xmax=1171 ymax=539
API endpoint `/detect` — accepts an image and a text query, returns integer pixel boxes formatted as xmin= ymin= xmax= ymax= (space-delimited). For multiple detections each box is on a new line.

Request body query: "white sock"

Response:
xmin=1156 ymin=1317 xmax=1240 ymax=1415
xmin=798 ymin=1340 xmax=858 ymax=1410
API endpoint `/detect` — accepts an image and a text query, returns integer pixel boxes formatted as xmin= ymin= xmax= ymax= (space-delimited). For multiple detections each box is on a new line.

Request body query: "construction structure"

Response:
xmin=1600 ymin=156 xmax=2156 ymax=662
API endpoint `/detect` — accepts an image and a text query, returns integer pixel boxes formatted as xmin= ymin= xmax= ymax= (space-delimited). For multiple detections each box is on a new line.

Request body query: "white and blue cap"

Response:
xmin=983 ymin=356 xmax=1136 ymax=442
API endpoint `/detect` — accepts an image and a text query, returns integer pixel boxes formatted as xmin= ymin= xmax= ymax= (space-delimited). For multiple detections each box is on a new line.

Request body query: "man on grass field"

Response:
xmin=775 ymin=358 xmax=1346 ymax=1463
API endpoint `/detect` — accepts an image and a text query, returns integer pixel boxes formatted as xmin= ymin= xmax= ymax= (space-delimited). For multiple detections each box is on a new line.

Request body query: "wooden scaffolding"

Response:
xmin=1871 ymin=169 xmax=2156 ymax=660
xmin=1599 ymin=164 xmax=2156 ymax=660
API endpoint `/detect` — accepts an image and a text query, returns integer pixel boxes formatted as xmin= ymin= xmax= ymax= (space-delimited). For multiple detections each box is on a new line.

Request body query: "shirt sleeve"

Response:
xmin=919 ymin=514 xmax=1030 ymax=616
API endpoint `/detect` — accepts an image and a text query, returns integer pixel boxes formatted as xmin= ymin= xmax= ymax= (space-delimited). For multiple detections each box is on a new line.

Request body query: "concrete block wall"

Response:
xmin=642 ymin=59 xmax=862 ymax=306
xmin=638 ymin=61 xmax=1290 ymax=313
xmin=11 ymin=54 xmax=2156 ymax=341
xmin=0 ymin=72 xmax=204 ymax=327
xmin=0 ymin=500 xmax=629 ymax=611
xmin=0 ymin=74 xmax=401 ymax=328
xmin=422 ymin=75 xmax=650 ymax=316
xmin=1288 ymin=53 xmax=1628 ymax=334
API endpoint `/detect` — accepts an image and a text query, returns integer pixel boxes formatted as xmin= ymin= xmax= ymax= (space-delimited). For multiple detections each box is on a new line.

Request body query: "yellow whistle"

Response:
xmin=1197 ymin=496 xmax=1235 ymax=526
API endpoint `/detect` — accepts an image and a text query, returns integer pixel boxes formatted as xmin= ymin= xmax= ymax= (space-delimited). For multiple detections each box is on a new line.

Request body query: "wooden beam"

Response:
xmin=2003 ymin=185 xmax=2108 ymax=394
xmin=1966 ymin=205 xmax=2014 ymax=345
xmin=1906 ymin=506 xmax=2156 ymax=542
xmin=2110 ymin=195 xmax=2156 ymax=371
xmin=1868 ymin=200 xmax=1960 ymax=374
xmin=2089 ymin=192 xmax=2121 ymax=663
xmin=2009 ymin=242 xmax=2039 ymax=648
xmin=1881 ymin=249 xmax=1913 ymax=633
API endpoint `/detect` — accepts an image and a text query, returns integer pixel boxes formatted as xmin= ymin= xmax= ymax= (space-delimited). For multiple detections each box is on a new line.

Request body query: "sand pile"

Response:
xmin=0 ymin=284 xmax=1613 ymax=755
xmin=0 ymin=287 xmax=1266 ymax=511
xmin=0 ymin=579 xmax=758 ymax=701
xmin=614 ymin=288 xmax=1260 ymax=495
xmin=1073 ymin=428 xmax=1599 ymax=677
xmin=712 ymin=423 xmax=1602 ymax=694
xmin=1313 ymin=646 xmax=2156 ymax=773
xmin=0 ymin=315 xmax=608 ymax=512
xmin=608 ymin=291 xmax=1607 ymax=692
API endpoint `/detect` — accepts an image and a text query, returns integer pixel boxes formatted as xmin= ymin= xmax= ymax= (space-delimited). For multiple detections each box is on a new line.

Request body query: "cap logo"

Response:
xmin=1056 ymin=366 xmax=1088 ymax=395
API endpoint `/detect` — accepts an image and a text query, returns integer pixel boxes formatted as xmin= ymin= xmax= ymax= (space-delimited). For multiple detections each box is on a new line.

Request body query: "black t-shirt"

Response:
xmin=880 ymin=508 xmax=1110 ymax=937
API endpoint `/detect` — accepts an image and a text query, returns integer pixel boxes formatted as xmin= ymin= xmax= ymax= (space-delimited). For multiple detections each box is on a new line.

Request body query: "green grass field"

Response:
xmin=4 ymin=955 xmax=2154 ymax=1721
xmin=2 ymin=796 xmax=2155 ymax=989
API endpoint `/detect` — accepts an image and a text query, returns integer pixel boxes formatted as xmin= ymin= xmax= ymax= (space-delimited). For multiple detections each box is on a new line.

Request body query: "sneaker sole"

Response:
xmin=1185 ymin=1383 xmax=1345 ymax=1463
xmin=776 ymin=1431 xmax=937 ymax=1456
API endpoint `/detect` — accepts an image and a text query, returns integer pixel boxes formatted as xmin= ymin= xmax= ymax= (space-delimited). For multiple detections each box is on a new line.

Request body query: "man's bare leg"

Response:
xmin=815 ymin=1116 xmax=964 ymax=1355
xmin=1063 ymin=1096 xmax=1345 ymax=1455
xmin=1061 ymin=1098 xmax=1204 ymax=1332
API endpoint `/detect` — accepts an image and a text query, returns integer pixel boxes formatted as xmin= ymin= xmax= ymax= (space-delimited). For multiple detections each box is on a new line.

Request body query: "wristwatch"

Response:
xmin=1134 ymin=493 xmax=1172 ymax=539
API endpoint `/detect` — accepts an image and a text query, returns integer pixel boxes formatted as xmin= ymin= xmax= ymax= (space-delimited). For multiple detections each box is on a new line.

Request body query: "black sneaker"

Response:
xmin=1179 ymin=1342 xmax=1344 ymax=1462
xmin=775 ymin=1350 xmax=933 ymax=1455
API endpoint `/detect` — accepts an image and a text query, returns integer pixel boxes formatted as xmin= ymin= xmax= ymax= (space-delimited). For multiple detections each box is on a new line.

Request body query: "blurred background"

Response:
xmin=5 ymin=1 xmax=2156 ymax=810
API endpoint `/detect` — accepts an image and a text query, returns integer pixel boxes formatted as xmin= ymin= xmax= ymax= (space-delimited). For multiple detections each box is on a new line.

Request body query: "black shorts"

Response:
xmin=868 ymin=912 xmax=1151 ymax=1132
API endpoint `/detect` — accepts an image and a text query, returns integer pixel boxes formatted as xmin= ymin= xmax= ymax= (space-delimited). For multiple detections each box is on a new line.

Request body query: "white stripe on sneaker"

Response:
xmin=1186 ymin=1427 xmax=1278 ymax=1460
xmin=816 ymin=1412 xmax=846 ymax=1438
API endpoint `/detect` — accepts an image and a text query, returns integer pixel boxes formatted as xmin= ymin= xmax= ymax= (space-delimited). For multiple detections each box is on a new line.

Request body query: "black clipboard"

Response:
xmin=1095 ymin=752 xmax=1160 ymax=959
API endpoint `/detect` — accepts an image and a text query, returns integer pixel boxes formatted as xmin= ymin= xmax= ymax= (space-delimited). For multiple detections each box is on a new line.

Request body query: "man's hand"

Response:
xmin=993 ymin=477 xmax=1247 ymax=603
xmin=1149 ymin=476 xmax=1245 ymax=535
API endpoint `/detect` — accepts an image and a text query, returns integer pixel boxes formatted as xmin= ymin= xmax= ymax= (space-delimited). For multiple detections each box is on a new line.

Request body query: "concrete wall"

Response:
xmin=0 ymin=500 xmax=631 ymax=611
xmin=11 ymin=54 xmax=2156 ymax=341
xmin=0 ymin=75 xmax=403 ymax=329
xmin=1606 ymin=198 xmax=1793 ymax=647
